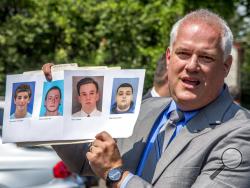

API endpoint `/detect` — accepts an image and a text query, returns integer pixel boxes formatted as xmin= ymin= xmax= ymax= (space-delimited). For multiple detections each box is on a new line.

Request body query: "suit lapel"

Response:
xmin=132 ymin=98 xmax=171 ymax=143
xmin=120 ymin=98 xmax=171 ymax=173
xmin=152 ymin=111 xmax=211 ymax=183
xmin=152 ymin=86 xmax=234 ymax=184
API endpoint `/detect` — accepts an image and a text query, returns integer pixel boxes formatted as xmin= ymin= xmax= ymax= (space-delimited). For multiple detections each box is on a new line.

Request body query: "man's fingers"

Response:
xmin=95 ymin=131 xmax=112 ymax=141
xmin=86 ymin=146 xmax=103 ymax=161
xmin=42 ymin=63 xmax=54 ymax=81
xmin=89 ymin=145 xmax=101 ymax=154
xmin=92 ymin=139 xmax=104 ymax=148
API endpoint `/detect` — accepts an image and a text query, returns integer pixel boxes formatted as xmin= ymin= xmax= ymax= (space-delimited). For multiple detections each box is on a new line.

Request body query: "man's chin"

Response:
xmin=48 ymin=109 xmax=57 ymax=112
xmin=17 ymin=107 xmax=26 ymax=111
xmin=117 ymin=105 xmax=129 ymax=111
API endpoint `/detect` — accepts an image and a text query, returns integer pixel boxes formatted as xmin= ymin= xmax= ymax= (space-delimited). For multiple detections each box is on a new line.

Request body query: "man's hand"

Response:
xmin=86 ymin=131 xmax=123 ymax=180
xmin=42 ymin=62 xmax=54 ymax=81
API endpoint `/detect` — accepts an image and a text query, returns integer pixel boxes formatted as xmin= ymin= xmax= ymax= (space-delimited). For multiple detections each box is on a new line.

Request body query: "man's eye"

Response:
xmin=177 ymin=52 xmax=190 ymax=59
xmin=199 ymin=56 xmax=214 ymax=63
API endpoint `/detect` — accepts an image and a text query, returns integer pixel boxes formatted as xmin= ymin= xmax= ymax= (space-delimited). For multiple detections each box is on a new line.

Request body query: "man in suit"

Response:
xmin=142 ymin=53 xmax=170 ymax=100
xmin=43 ymin=9 xmax=250 ymax=188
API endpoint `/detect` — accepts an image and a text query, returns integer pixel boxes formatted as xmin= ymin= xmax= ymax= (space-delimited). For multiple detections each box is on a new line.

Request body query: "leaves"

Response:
xmin=0 ymin=0 xmax=247 ymax=100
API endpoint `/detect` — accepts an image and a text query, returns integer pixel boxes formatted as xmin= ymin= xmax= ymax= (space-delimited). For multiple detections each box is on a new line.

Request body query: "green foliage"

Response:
xmin=0 ymin=0 xmax=186 ymax=94
xmin=0 ymin=0 xmax=246 ymax=99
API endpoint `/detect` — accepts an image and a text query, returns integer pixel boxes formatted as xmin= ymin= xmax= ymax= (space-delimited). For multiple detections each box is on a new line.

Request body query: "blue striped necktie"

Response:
xmin=160 ymin=109 xmax=184 ymax=153
xmin=140 ymin=109 xmax=184 ymax=182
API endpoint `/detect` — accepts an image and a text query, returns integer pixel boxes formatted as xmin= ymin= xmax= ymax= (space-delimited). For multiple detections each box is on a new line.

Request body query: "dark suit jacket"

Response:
xmin=53 ymin=86 xmax=250 ymax=188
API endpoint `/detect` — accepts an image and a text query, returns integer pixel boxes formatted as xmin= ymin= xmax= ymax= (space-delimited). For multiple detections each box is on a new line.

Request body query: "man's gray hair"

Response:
xmin=169 ymin=9 xmax=233 ymax=61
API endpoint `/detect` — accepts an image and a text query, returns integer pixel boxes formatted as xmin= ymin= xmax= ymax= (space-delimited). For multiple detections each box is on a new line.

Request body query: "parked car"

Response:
xmin=0 ymin=99 xmax=86 ymax=188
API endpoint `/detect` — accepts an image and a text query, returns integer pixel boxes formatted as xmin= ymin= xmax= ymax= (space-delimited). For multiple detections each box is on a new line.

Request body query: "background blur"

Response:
xmin=0 ymin=0 xmax=250 ymax=108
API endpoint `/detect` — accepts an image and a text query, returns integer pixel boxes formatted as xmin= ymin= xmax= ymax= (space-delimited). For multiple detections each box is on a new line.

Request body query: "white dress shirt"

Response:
xmin=151 ymin=87 xmax=161 ymax=97
xmin=72 ymin=108 xmax=101 ymax=117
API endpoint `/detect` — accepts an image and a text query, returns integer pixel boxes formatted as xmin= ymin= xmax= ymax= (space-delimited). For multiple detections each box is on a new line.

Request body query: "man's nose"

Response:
xmin=20 ymin=99 xmax=25 ymax=104
xmin=185 ymin=55 xmax=200 ymax=72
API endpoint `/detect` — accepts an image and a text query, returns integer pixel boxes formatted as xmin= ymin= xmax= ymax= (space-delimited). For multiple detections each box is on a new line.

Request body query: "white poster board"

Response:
xmin=2 ymin=69 xmax=145 ymax=145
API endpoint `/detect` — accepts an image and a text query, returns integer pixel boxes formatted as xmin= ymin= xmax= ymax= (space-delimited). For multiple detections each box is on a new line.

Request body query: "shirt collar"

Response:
xmin=163 ymin=85 xmax=226 ymax=124
xmin=151 ymin=87 xmax=161 ymax=97
xmin=165 ymin=100 xmax=198 ymax=124
xmin=81 ymin=108 xmax=98 ymax=116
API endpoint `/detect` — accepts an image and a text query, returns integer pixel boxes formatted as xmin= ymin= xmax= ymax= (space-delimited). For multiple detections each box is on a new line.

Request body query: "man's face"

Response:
xmin=116 ymin=87 xmax=133 ymax=111
xmin=78 ymin=83 xmax=99 ymax=112
xmin=45 ymin=89 xmax=61 ymax=112
xmin=14 ymin=91 xmax=30 ymax=111
xmin=167 ymin=21 xmax=232 ymax=111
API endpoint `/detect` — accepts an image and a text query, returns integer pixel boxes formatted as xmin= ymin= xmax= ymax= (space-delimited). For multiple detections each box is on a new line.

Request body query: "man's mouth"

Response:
xmin=182 ymin=77 xmax=200 ymax=87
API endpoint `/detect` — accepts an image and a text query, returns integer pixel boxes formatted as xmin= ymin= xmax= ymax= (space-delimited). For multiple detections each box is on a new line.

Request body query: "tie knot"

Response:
xmin=169 ymin=110 xmax=184 ymax=124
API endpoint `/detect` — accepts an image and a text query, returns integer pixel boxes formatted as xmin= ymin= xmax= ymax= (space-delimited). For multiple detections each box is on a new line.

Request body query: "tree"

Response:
xmin=0 ymin=0 xmax=185 ymax=95
xmin=0 ymin=0 xmax=247 ymax=104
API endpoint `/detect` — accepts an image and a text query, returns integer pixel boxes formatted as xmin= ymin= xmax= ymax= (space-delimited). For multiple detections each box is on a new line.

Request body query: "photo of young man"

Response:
xmin=10 ymin=83 xmax=34 ymax=119
xmin=43 ymin=86 xmax=62 ymax=116
xmin=40 ymin=80 xmax=63 ymax=117
xmin=110 ymin=78 xmax=139 ymax=114
xmin=72 ymin=77 xmax=103 ymax=117
xmin=111 ymin=83 xmax=134 ymax=114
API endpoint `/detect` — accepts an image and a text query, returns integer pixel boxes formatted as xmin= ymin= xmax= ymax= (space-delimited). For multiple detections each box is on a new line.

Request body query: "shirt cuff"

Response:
xmin=120 ymin=172 xmax=134 ymax=188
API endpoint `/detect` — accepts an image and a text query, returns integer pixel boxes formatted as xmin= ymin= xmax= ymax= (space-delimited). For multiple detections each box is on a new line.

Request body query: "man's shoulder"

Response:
xmin=230 ymin=105 xmax=250 ymax=122
xmin=141 ymin=97 xmax=171 ymax=107
xmin=94 ymin=109 xmax=102 ymax=116
xmin=142 ymin=89 xmax=152 ymax=100
xmin=72 ymin=110 xmax=81 ymax=117
xmin=26 ymin=112 xmax=32 ymax=117
xmin=138 ymin=97 xmax=171 ymax=117
xmin=10 ymin=113 xmax=15 ymax=119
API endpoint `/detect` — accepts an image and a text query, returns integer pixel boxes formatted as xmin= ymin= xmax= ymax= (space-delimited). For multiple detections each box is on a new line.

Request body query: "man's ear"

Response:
xmin=166 ymin=48 xmax=171 ymax=66
xmin=96 ymin=92 xmax=100 ymax=101
xmin=224 ymin=55 xmax=232 ymax=77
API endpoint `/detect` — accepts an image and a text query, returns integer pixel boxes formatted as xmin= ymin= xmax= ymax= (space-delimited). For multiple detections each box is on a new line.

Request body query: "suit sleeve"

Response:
xmin=123 ymin=175 xmax=152 ymax=188
xmin=52 ymin=143 xmax=94 ymax=176
xmin=191 ymin=125 xmax=250 ymax=188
